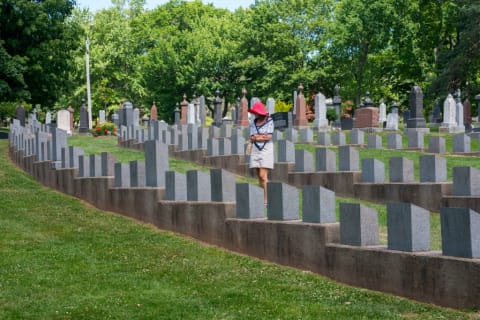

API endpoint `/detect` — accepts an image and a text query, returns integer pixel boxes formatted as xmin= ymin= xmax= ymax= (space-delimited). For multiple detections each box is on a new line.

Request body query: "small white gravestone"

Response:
xmin=187 ymin=103 xmax=196 ymax=125
xmin=441 ymin=94 xmax=457 ymax=131
xmin=266 ymin=98 xmax=275 ymax=115
xmin=57 ymin=110 xmax=71 ymax=134
xmin=379 ymin=102 xmax=387 ymax=123
xmin=99 ymin=110 xmax=106 ymax=123
xmin=385 ymin=109 xmax=399 ymax=131
xmin=45 ymin=111 xmax=52 ymax=125
xmin=313 ymin=93 xmax=328 ymax=129
xmin=133 ymin=108 xmax=140 ymax=127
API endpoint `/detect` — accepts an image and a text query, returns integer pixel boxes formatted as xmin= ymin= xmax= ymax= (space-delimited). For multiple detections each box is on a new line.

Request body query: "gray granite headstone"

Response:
xmin=299 ymin=127 xmax=313 ymax=143
xmin=15 ymin=105 xmax=26 ymax=126
xmin=89 ymin=154 xmax=102 ymax=177
xmin=317 ymin=132 xmax=330 ymax=146
xmin=440 ymin=207 xmax=480 ymax=258
xmin=210 ymin=168 xmax=236 ymax=202
xmin=419 ymin=154 xmax=446 ymax=182
xmin=235 ymin=183 xmax=265 ymax=219
xmin=60 ymin=147 xmax=69 ymax=169
xmin=114 ymin=162 xmax=130 ymax=187
xmin=452 ymin=167 xmax=480 ymax=196
xmin=197 ymin=127 xmax=208 ymax=149
xmin=220 ymin=123 xmax=232 ymax=138
xmin=331 ymin=132 xmax=346 ymax=146
xmin=389 ymin=157 xmax=414 ymax=183
xmin=129 ymin=160 xmax=146 ymax=187
xmin=367 ymin=134 xmax=382 ymax=149
xmin=277 ymin=139 xmax=295 ymax=162
xmin=387 ymin=202 xmax=430 ymax=251
xmin=315 ymin=147 xmax=336 ymax=172
xmin=407 ymin=130 xmax=424 ymax=149
xmin=219 ymin=138 xmax=231 ymax=156
xmin=231 ymin=134 xmax=245 ymax=155
xmin=187 ymin=125 xmax=198 ymax=150
xmin=302 ymin=186 xmax=336 ymax=223
xmin=349 ymin=129 xmax=364 ymax=145
xmin=78 ymin=155 xmax=90 ymax=177
xmin=144 ymin=140 xmax=169 ymax=187
xmin=267 ymin=182 xmax=299 ymax=220
xmin=207 ymin=138 xmax=219 ymax=156
xmin=453 ymin=134 xmax=470 ymax=153
xmin=294 ymin=149 xmax=314 ymax=172
xmin=186 ymin=170 xmax=211 ymax=201
xmin=285 ymin=127 xmax=298 ymax=143
xmin=387 ymin=133 xmax=402 ymax=149
xmin=68 ymin=146 xmax=84 ymax=168
xmin=427 ymin=136 xmax=446 ymax=154
xmin=101 ymin=152 xmax=116 ymax=176
xmin=51 ymin=127 xmax=67 ymax=162
xmin=165 ymin=171 xmax=187 ymax=201
xmin=406 ymin=86 xmax=427 ymax=128
xmin=339 ymin=203 xmax=379 ymax=246
xmin=361 ymin=158 xmax=385 ymax=183
xmin=338 ymin=146 xmax=359 ymax=171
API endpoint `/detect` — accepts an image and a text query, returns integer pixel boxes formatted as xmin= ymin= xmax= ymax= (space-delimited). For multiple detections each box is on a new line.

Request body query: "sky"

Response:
xmin=76 ymin=0 xmax=255 ymax=12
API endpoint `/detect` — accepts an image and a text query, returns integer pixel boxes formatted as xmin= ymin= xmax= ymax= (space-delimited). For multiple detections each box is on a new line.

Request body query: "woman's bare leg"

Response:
xmin=257 ymin=168 xmax=269 ymax=204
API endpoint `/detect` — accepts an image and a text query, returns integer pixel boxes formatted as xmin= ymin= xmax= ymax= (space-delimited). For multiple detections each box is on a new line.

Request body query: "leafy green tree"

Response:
xmin=0 ymin=0 xmax=80 ymax=108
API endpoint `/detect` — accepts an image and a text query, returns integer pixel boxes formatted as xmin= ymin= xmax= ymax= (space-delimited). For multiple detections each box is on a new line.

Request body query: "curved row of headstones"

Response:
xmin=9 ymin=120 xmax=480 ymax=259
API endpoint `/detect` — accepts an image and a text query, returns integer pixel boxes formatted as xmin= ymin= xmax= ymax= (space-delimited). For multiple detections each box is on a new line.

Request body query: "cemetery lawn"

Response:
xmin=68 ymin=135 xmax=442 ymax=249
xmin=1 ymin=142 xmax=478 ymax=319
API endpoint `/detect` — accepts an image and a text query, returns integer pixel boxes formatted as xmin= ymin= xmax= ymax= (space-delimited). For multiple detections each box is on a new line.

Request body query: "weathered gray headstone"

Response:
xmin=361 ymin=158 xmax=385 ymax=183
xmin=219 ymin=138 xmax=231 ymax=156
xmin=331 ymin=132 xmax=346 ymax=146
xmin=57 ymin=110 xmax=71 ymax=134
xmin=144 ymin=140 xmax=169 ymax=187
xmin=89 ymin=154 xmax=102 ymax=177
xmin=316 ymin=147 xmax=336 ymax=172
xmin=231 ymin=134 xmax=245 ymax=155
xmin=313 ymin=93 xmax=328 ymax=129
xmin=427 ymin=136 xmax=446 ymax=154
xmin=78 ymin=155 xmax=90 ymax=177
xmin=339 ymin=203 xmax=379 ymax=246
xmin=294 ymin=149 xmax=314 ymax=172
xmin=317 ymin=132 xmax=330 ymax=146
xmin=165 ymin=171 xmax=187 ymax=201
xmin=101 ymin=152 xmax=116 ymax=176
xmin=235 ymin=183 xmax=265 ymax=219
xmin=452 ymin=167 xmax=480 ymax=196
xmin=419 ymin=154 xmax=446 ymax=182
xmin=367 ymin=134 xmax=382 ymax=149
xmin=453 ymin=134 xmax=470 ymax=153
xmin=285 ymin=127 xmax=298 ymax=143
xmin=379 ymin=102 xmax=387 ymax=124
xmin=60 ymin=147 xmax=69 ymax=169
xmin=407 ymin=130 xmax=424 ymax=149
xmin=68 ymin=146 xmax=84 ymax=168
xmin=186 ymin=170 xmax=211 ymax=201
xmin=277 ymin=139 xmax=295 ymax=162
xmin=349 ymin=129 xmax=364 ymax=145
xmin=302 ymin=186 xmax=336 ymax=223
xmin=387 ymin=202 xmax=430 ymax=251
xmin=266 ymin=97 xmax=275 ymax=115
xmin=387 ymin=133 xmax=402 ymax=149
xmin=389 ymin=157 xmax=414 ymax=183
xmin=51 ymin=127 xmax=67 ymax=162
xmin=207 ymin=138 xmax=219 ymax=156
xmin=267 ymin=182 xmax=299 ymax=220
xmin=45 ymin=111 xmax=52 ymax=125
xmin=114 ymin=162 xmax=130 ymax=187
xmin=99 ymin=110 xmax=106 ymax=123
xmin=440 ymin=207 xmax=480 ymax=258
xmin=15 ymin=105 xmax=26 ymax=126
xmin=197 ymin=127 xmax=208 ymax=149
xmin=79 ymin=102 xmax=89 ymax=133
xmin=129 ymin=160 xmax=146 ymax=187
xmin=187 ymin=124 xmax=198 ymax=150
xmin=299 ymin=127 xmax=313 ymax=143
xmin=338 ymin=146 xmax=359 ymax=171
xmin=210 ymin=168 xmax=236 ymax=202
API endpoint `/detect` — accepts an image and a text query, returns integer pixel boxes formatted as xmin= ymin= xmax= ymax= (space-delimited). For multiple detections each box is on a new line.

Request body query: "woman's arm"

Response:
xmin=251 ymin=134 xmax=272 ymax=142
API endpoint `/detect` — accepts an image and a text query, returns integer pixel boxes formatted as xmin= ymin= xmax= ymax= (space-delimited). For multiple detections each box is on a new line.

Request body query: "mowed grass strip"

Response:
xmin=2 ymin=140 xmax=476 ymax=319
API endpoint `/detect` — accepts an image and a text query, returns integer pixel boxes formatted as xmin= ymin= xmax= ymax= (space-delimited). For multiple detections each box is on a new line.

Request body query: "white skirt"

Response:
xmin=249 ymin=141 xmax=274 ymax=169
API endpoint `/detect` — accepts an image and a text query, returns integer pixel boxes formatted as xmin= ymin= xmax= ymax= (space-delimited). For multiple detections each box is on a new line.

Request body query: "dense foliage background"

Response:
xmin=1 ymin=0 xmax=479 ymax=122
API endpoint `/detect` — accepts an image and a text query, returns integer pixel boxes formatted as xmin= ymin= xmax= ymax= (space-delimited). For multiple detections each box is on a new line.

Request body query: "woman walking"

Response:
xmin=248 ymin=101 xmax=274 ymax=205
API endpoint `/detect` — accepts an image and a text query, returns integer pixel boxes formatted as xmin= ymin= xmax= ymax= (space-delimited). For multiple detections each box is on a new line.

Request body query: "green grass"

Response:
xmin=1 ymin=140 xmax=478 ymax=319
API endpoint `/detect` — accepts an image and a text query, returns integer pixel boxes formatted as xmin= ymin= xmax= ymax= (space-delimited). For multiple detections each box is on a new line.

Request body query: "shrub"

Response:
xmin=91 ymin=122 xmax=116 ymax=137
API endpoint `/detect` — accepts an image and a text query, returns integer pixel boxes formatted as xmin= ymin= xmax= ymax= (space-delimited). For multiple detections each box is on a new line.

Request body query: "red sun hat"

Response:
xmin=248 ymin=101 xmax=268 ymax=116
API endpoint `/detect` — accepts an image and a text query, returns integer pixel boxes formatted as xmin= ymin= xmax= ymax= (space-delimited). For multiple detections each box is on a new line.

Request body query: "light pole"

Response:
xmin=85 ymin=24 xmax=93 ymax=129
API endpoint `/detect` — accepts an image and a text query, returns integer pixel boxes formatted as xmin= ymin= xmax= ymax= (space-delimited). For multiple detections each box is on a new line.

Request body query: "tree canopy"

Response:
xmin=1 ymin=0 xmax=480 ymax=121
